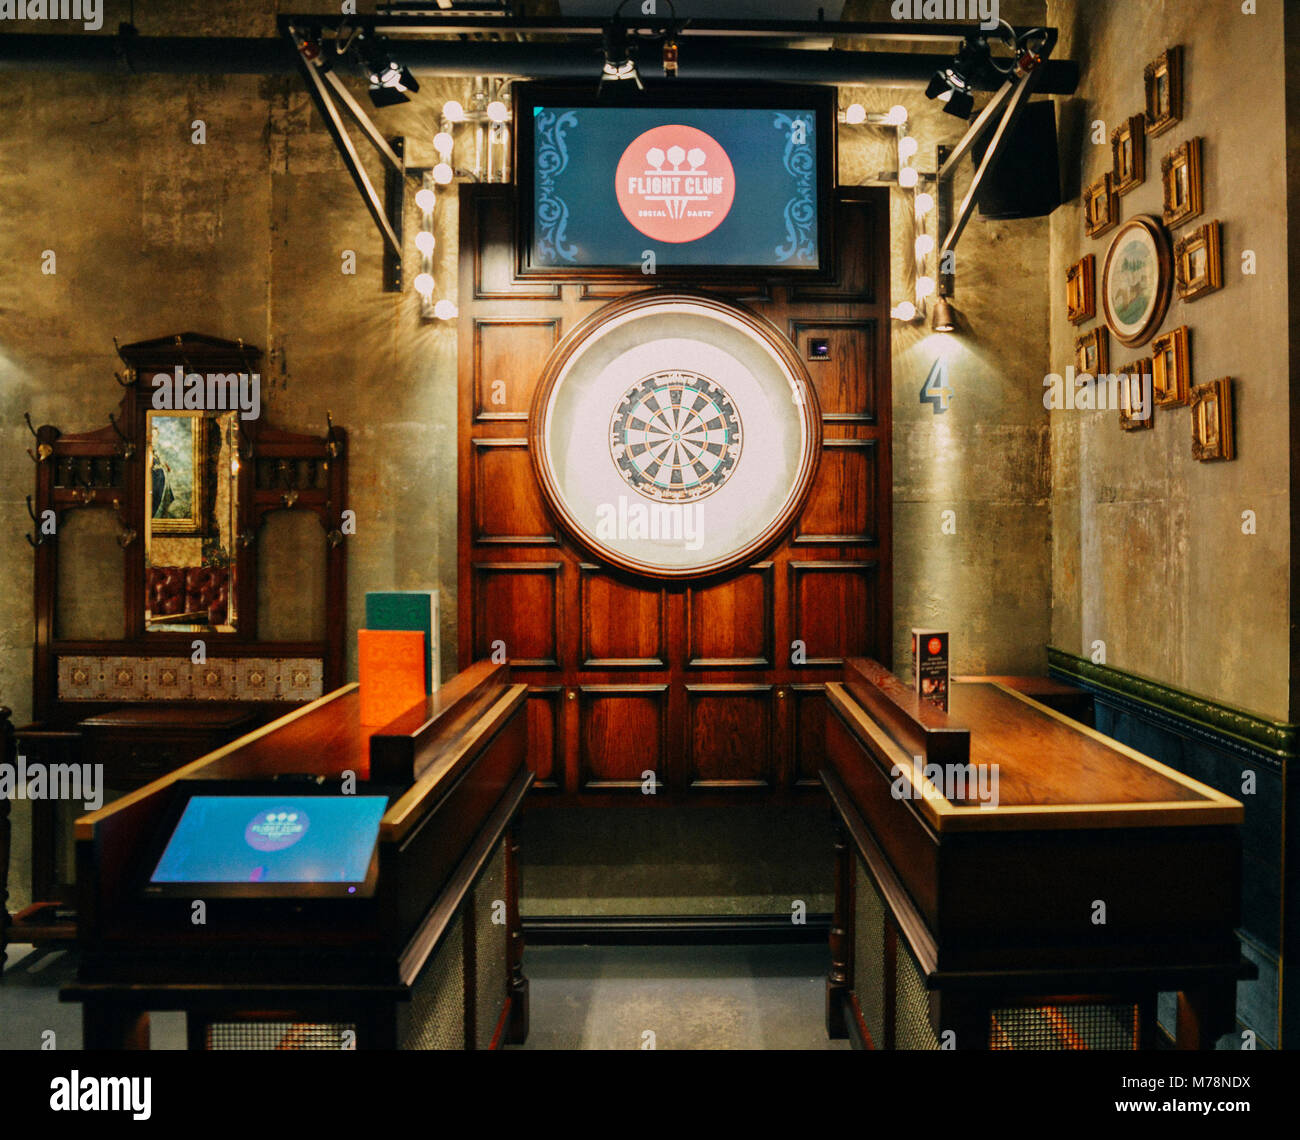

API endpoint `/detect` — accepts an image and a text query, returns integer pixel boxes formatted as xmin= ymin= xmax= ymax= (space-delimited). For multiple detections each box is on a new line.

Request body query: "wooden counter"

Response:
xmin=823 ymin=658 xmax=1249 ymax=1050
xmin=62 ymin=660 xmax=531 ymax=1050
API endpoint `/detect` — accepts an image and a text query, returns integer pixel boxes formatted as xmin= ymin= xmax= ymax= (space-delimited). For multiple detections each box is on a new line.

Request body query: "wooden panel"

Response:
xmin=578 ymin=565 xmax=666 ymax=668
xmin=579 ymin=685 xmax=668 ymax=791
xmin=685 ymin=562 xmax=774 ymax=667
xmin=686 ymin=685 xmax=775 ymax=789
xmin=472 ymin=439 xmax=557 ymax=544
xmin=526 ymin=686 xmax=563 ymax=792
xmin=791 ymin=683 xmax=827 ymax=788
xmin=790 ymin=562 xmax=879 ymax=667
xmin=474 ymin=319 xmax=561 ymax=421
xmin=471 ymin=190 xmax=561 ymax=300
xmin=579 ymin=282 xmax=771 ymax=302
xmin=795 ymin=439 xmax=878 ymax=545
xmin=789 ymin=196 xmax=880 ymax=303
xmin=472 ymin=563 xmax=562 ymax=668
xmin=791 ymin=320 xmax=879 ymax=424
xmin=458 ymin=184 xmax=894 ymax=804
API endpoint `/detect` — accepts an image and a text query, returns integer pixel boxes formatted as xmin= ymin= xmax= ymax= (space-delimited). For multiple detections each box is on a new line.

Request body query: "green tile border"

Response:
xmin=1047 ymin=648 xmax=1297 ymax=765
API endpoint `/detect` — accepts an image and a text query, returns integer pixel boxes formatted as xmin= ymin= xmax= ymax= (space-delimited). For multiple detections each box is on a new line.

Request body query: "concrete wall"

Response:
xmin=1 ymin=0 xmax=1054 ymax=916
xmin=1046 ymin=0 xmax=1290 ymax=721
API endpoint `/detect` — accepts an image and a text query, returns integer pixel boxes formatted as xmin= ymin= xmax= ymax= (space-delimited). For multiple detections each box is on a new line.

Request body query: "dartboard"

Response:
xmin=610 ymin=371 xmax=742 ymax=502
xmin=531 ymin=293 xmax=820 ymax=579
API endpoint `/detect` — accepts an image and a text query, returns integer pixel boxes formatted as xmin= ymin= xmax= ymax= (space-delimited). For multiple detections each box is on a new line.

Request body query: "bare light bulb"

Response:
xmin=415 ymin=231 xmax=435 ymax=256
xmin=443 ymin=100 xmax=466 ymax=122
xmin=915 ymin=192 xmax=935 ymax=216
xmin=892 ymin=301 xmax=917 ymax=322
xmin=414 ymin=273 xmax=435 ymax=298
xmin=917 ymin=276 xmax=936 ymax=299
xmin=433 ymin=163 xmax=454 ymax=185
xmin=487 ymin=101 xmax=509 ymax=123
xmin=844 ymin=103 xmax=866 ymax=125
xmin=899 ymin=167 xmax=919 ymax=189
xmin=434 ymin=132 xmax=454 ymax=158
xmin=886 ymin=104 xmax=908 ymax=126
xmin=434 ymin=299 xmax=459 ymax=320
xmin=415 ymin=188 xmax=437 ymax=212
xmin=915 ymin=234 xmax=935 ymax=257
xmin=898 ymin=136 xmax=919 ymax=161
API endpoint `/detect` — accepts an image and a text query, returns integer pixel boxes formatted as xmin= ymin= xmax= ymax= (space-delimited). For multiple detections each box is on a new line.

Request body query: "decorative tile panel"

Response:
xmin=57 ymin=656 xmax=324 ymax=702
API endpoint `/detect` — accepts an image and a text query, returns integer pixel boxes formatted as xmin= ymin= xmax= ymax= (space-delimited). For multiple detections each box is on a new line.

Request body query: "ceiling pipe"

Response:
xmin=0 ymin=34 xmax=1078 ymax=94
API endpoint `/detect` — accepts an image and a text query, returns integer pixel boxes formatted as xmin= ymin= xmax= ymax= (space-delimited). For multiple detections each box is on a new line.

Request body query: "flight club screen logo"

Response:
xmin=614 ymin=125 xmax=736 ymax=244
xmin=245 ymin=806 xmax=309 ymax=852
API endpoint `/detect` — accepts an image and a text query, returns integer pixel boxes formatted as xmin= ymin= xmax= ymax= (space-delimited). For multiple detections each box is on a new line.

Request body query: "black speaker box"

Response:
xmin=971 ymin=99 xmax=1061 ymax=219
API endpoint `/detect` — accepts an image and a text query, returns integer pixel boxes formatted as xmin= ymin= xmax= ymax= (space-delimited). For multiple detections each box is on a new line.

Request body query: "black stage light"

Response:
xmin=600 ymin=21 xmax=642 ymax=92
xmin=359 ymin=34 xmax=420 ymax=107
xmin=926 ymin=35 xmax=991 ymax=120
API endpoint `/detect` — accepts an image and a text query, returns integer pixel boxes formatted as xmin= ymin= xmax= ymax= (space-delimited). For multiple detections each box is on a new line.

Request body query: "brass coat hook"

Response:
xmin=108 ymin=412 xmax=136 ymax=458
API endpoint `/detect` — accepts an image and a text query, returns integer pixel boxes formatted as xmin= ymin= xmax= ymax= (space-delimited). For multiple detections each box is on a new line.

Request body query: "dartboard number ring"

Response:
xmin=609 ymin=370 xmax=742 ymax=502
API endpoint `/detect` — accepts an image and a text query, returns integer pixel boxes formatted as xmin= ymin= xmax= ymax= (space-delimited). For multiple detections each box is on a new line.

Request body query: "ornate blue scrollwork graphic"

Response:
xmin=773 ymin=113 xmax=816 ymax=265
xmin=535 ymin=110 xmax=579 ymax=264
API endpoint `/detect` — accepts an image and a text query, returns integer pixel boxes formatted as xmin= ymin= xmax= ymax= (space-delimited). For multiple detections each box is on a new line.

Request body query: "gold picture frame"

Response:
xmin=1161 ymin=137 xmax=1203 ymax=229
xmin=1066 ymin=254 xmax=1096 ymax=325
xmin=1175 ymin=220 xmax=1223 ymax=301
xmin=146 ymin=410 xmax=209 ymax=537
xmin=1190 ymin=377 xmax=1234 ymax=461
xmin=1144 ymin=46 xmax=1184 ymax=138
xmin=1151 ymin=325 xmax=1191 ymax=407
xmin=1111 ymin=114 xmax=1146 ymax=196
xmin=1118 ymin=361 xmax=1154 ymax=431
xmin=1076 ymin=326 xmax=1109 ymax=377
xmin=1084 ymin=172 xmax=1119 ymax=238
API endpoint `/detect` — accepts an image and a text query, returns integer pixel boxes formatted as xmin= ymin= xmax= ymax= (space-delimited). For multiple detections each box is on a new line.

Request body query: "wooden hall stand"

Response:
xmin=6 ymin=332 xmax=349 ymax=959
xmin=822 ymin=659 xmax=1251 ymax=1051
xmin=62 ymin=661 xmax=530 ymax=1050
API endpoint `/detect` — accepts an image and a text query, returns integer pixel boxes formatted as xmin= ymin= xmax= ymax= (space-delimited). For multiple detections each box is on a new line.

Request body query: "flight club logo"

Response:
xmin=245 ymin=807 xmax=310 ymax=852
xmin=614 ymin=125 xmax=736 ymax=244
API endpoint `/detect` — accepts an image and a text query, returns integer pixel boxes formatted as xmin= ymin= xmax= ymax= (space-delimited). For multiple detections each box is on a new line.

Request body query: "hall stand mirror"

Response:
xmin=3 ymin=332 xmax=348 ymax=958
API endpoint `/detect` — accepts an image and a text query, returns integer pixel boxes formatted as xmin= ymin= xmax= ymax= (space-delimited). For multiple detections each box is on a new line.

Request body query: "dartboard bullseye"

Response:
xmin=609 ymin=371 xmax=742 ymax=502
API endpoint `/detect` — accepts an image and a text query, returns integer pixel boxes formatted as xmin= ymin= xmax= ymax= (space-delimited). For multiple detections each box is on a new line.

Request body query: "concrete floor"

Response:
xmin=509 ymin=943 xmax=849 ymax=1051
xmin=2 ymin=940 xmax=845 ymax=1051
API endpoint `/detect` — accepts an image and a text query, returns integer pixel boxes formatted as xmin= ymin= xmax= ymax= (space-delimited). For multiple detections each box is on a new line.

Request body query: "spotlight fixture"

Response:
xmin=925 ymin=33 xmax=1000 ymax=119
xmin=358 ymin=34 xmax=419 ymax=108
xmin=931 ymin=296 xmax=956 ymax=333
xmin=600 ymin=20 xmax=643 ymax=92
xmin=599 ymin=0 xmax=681 ymax=94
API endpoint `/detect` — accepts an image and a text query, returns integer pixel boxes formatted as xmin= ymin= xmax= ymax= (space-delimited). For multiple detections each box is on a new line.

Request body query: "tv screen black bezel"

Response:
xmin=512 ymin=81 xmax=838 ymax=282
xmin=136 ymin=780 xmax=396 ymax=901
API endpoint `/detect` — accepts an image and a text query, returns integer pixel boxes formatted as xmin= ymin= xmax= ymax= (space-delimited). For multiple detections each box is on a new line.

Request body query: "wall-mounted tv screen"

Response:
xmin=142 ymin=793 xmax=389 ymax=898
xmin=514 ymin=83 xmax=836 ymax=278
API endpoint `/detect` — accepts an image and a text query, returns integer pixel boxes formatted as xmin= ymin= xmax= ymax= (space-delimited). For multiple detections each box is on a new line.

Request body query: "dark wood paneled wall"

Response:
xmin=458 ymin=184 xmax=892 ymax=805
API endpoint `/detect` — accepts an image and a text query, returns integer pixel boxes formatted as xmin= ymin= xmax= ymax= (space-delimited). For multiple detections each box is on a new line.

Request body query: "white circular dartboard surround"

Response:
xmin=531 ymin=292 xmax=821 ymax=579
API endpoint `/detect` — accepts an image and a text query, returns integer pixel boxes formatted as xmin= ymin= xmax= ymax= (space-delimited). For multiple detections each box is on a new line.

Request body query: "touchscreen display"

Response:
xmin=149 ymin=795 xmax=388 ymax=886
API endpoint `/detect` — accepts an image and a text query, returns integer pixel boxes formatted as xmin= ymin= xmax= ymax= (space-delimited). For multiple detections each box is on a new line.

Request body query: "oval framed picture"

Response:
xmin=530 ymin=291 xmax=821 ymax=580
xmin=1101 ymin=214 xmax=1173 ymax=348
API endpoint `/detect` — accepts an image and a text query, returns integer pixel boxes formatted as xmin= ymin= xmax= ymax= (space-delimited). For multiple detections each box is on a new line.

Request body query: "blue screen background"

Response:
xmin=532 ymin=106 xmax=819 ymax=268
xmin=150 ymin=795 xmax=388 ymax=884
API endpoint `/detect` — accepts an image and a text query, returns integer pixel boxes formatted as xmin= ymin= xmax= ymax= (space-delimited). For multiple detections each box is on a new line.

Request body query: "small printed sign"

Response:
xmin=912 ymin=628 xmax=950 ymax=712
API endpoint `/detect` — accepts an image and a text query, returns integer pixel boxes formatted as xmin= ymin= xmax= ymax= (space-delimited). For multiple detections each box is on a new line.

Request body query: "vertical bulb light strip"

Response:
xmin=842 ymin=99 xmax=939 ymax=325
xmin=417 ymin=81 xmax=513 ymax=322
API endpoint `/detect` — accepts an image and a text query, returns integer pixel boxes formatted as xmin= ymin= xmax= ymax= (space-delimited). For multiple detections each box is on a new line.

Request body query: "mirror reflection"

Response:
xmin=144 ymin=410 xmax=239 ymax=633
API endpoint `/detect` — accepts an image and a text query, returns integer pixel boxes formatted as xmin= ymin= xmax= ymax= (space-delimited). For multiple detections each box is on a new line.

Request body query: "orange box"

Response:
xmin=358 ymin=629 xmax=427 ymax=727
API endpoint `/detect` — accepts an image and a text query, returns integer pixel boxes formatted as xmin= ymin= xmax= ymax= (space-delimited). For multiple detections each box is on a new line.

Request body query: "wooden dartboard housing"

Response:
xmin=458 ymin=183 xmax=893 ymax=805
xmin=528 ymin=290 xmax=823 ymax=580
